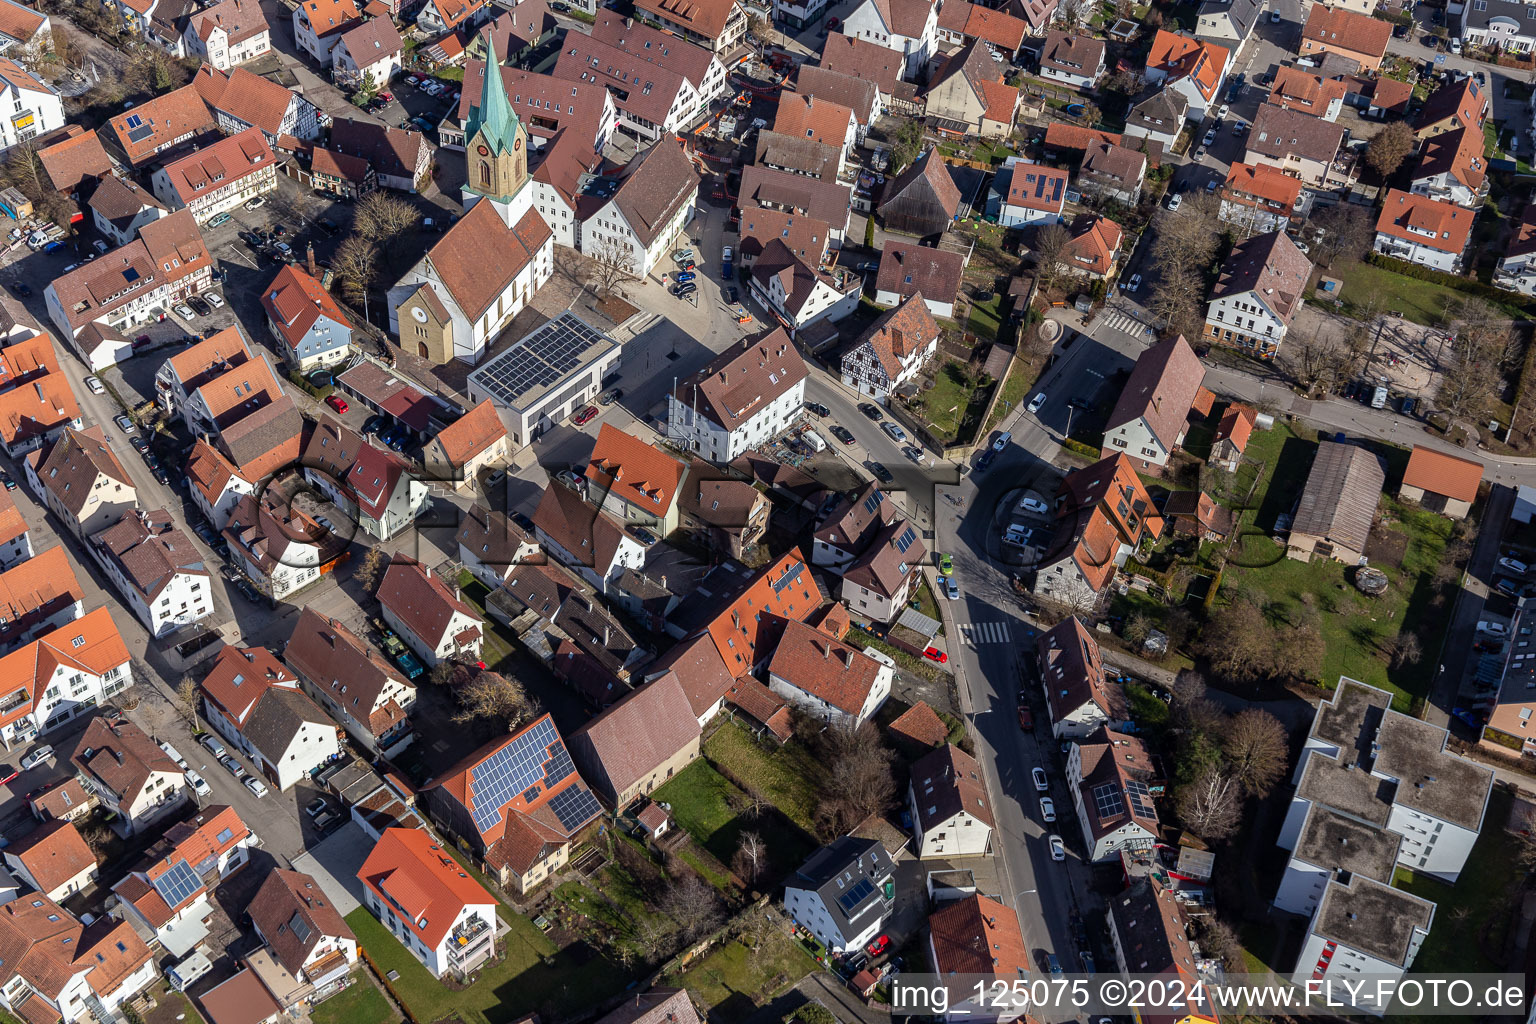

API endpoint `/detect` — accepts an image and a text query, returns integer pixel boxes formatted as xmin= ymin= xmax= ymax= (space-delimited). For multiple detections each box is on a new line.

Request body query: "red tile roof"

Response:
xmin=1147 ymin=30 xmax=1227 ymax=102
xmin=378 ymin=556 xmax=479 ymax=651
xmin=773 ymin=93 xmax=856 ymax=150
xmin=570 ymin=673 xmax=701 ymax=800
xmin=200 ymin=645 xmax=295 ymax=729
xmin=929 ymin=895 xmax=1028 ymax=975
xmin=1036 ymin=616 xmax=1111 ymax=725
xmin=1213 ymin=404 xmax=1255 ymax=454
xmin=910 ymin=743 xmax=994 ymax=832
xmin=434 ymin=399 xmax=505 ymax=466
xmin=1302 ymin=4 xmax=1391 ymax=62
xmin=424 ymin=201 xmax=551 ymax=322
xmin=37 ymin=131 xmax=113 ymax=194
xmin=1059 ymin=215 xmax=1122 ymax=276
xmin=1415 ymin=77 xmax=1489 ymax=136
xmin=1413 ymin=124 xmax=1486 ymax=192
xmin=887 ymin=700 xmax=949 ymax=750
xmin=768 ymin=619 xmax=886 ymax=716
xmin=357 ymin=828 xmax=493 ymax=949
xmin=1402 ymin=446 xmax=1482 ymax=503
xmin=261 ymin=264 xmax=350 ymax=350
xmin=1375 ymin=188 xmax=1473 ymax=256
xmin=1222 ymin=161 xmax=1303 ymax=212
xmin=634 ymin=0 xmax=739 ymax=37
xmin=585 ymin=422 xmax=686 ymax=518
xmin=702 ymin=551 xmax=823 ymax=675
xmin=818 ymin=33 xmax=902 ymax=97
xmin=9 ymin=819 xmax=94 ymax=894
xmin=156 ymin=127 xmax=275 ymax=206
xmin=0 ymin=609 xmax=127 ymax=729
xmin=1042 ymin=122 xmax=1122 ymax=155
xmin=105 ymin=84 xmax=216 ymax=166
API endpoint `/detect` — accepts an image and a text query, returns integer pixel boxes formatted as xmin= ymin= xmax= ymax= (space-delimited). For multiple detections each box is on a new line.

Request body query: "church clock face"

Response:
xmin=477 ymin=145 xmax=489 ymax=156
xmin=514 ymin=138 xmax=521 ymax=150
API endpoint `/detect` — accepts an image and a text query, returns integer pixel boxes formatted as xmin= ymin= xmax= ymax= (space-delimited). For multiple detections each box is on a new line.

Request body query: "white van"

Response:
xmin=803 ymin=430 xmax=827 ymax=453
xmin=1371 ymin=386 xmax=1389 ymax=409
xmin=158 ymin=740 xmax=189 ymax=770
xmin=168 ymin=948 xmax=213 ymax=992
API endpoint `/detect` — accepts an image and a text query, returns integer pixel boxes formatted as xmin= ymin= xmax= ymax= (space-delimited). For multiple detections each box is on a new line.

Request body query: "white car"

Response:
xmin=1270 ymin=9 xmax=1280 ymax=21
xmin=1167 ymin=192 xmax=1182 ymax=211
xmin=244 ymin=196 xmax=265 ymax=210
xmin=205 ymin=292 xmax=225 ymax=309
xmin=83 ymin=375 xmax=104 ymax=395
xmin=1018 ymin=496 xmax=1049 ymax=515
xmin=993 ymin=431 xmax=1011 ymax=452
xmin=882 ymin=421 xmax=907 ymax=443
xmin=1499 ymin=557 xmax=1528 ymax=575
xmin=1125 ymin=273 xmax=1142 ymax=292
xmin=1032 ymin=767 xmax=1049 ymax=792
xmin=1049 ymin=834 xmax=1066 ymax=861
xmin=173 ymin=303 xmax=196 ymax=319
xmin=1450 ymin=38 xmax=1462 ymax=53
xmin=1027 ymin=393 xmax=1046 ymax=414
xmin=243 ymin=776 xmax=269 ymax=798
xmin=19 ymin=745 xmax=53 ymax=771
xmin=1040 ymin=797 xmax=1056 ymax=822
xmin=158 ymin=741 xmax=189 ymax=769
xmin=1217 ymin=104 xmax=1229 ymax=119
xmin=184 ymin=770 xmax=211 ymax=798
xmin=1478 ymin=621 xmax=1510 ymax=638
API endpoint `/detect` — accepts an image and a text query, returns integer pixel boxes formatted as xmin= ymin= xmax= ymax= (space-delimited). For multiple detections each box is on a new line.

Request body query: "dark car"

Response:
xmin=831 ymin=425 xmax=855 ymax=445
xmin=510 ymin=510 xmax=536 ymax=532
xmin=805 ymin=402 xmax=829 ymax=417
xmin=551 ymin=1 xmax=570 ymax=9
xmin=976 ymin=449 xmax=996 ymax=471
xmin=0 ymin=473 xmax=13 ymax=492
xmin=725 ymin=285 xmax=738 ymax=303
xmin=235 ymin=578 xmax=261 ymax=603
xmin=363 ymin=414 xmax=388 ymax=436
xmin=9 ymin=283 xmax=30 ymax=297
xmin=187 ymin=296 xmax=212 ymax=316
xmin=858 ymin=402 xmax=882 ymax=421
xmin=129 ymin=436 xmax=149 ymax=454
xmin=318 ymin=219 xmax=339 ymax=236
xmin=631 ymin=527 xmax=658 ymax=546
xmin=870 ymin=462 xmax=892 ymax=483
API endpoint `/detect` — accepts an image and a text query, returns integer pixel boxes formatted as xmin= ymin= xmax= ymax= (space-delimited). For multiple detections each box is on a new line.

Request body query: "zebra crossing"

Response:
xmin=1095 ymin=308 xmax=1151 ymax=338
xmin=957 ymin=620 xmax=1013 ymax=646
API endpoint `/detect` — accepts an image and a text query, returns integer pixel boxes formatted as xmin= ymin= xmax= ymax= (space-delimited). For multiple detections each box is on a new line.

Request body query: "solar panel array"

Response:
xmin=862 ymin=491 xmax=884 ymax=515
xmin=469 ymin=314 xmax=616 ymax=405
xmin=1126 ymin=779 xmax=1155 ymax=819
xmin=837 ymin=877 xmax=875 ymax=915
xmin=469 ymin=717 xmax=560 ymax=833
xmin=1092 ymin=782 xmax=1126 ymax=822
xmin=772 ymin=561 xmax=805 ymax=595
xmin=545 ymin=741 xmax=575 ymax=787
xmin=549 ymin=785 xmax=602 ymax=832
xmin=895 ymin=525 xmax=917 ymax=554
xmin=151 ymin=860 xmax=201 ymax=909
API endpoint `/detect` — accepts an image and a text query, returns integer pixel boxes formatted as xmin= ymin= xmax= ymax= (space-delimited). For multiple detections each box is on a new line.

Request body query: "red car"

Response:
xmin=1018 ymin=706 xmax=1033 ymax=730
xmin=923 ymin=646 xmax=947 ymax=664
xmin=326 ymin=395 xmax=349 ymax=414
xmin=378 ymin=91 xmax=393 ymax=102
xmin=572 ymin=405 xmax=599 ymax=426
xmin=0 ymin=764 xmax=17 ymax=786
xmin=866 ymin=934 xmax=889 ymax=957
xmin=826 ymin=16 xmax=840 ymax=29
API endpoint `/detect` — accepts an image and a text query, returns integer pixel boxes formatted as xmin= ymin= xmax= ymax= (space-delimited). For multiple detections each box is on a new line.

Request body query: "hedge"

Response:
xmin=1059 ymin=438 xmax=1101 ymax=460
xmin=1363 ymin=252 xmax=1535 ymax=313
xmin=286 ymin=370 xmax=334 ymax=401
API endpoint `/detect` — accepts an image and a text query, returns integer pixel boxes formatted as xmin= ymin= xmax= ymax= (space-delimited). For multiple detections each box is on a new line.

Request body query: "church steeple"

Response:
xmin=466 ymin=32 xmax=520 ymax=157
xmin=462 ymin=28 xmax=530 ymax=217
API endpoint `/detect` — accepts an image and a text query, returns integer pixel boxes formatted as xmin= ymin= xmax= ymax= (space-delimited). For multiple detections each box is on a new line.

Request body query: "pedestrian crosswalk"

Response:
xmin=1095 ymin=308 xmax=1151 ymax=338
xmin=958 ymin=621 xmax=1013 ymax=646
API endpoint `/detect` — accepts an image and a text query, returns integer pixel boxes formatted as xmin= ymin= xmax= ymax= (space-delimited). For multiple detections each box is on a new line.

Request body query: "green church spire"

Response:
xmin=466 ymin=32 xmax=519 ymax=156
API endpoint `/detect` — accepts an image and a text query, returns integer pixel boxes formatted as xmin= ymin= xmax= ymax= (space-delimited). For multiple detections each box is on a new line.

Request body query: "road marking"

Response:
xmin=1097 ymin=309 xmax=1146 ymax=337
xmin=958 ymin=621 xmax=1012 ymax=645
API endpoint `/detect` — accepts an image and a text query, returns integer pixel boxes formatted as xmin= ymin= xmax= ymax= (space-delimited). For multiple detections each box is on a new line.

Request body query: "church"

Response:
xmin=387 ymin=35 xmax=555 ymax=365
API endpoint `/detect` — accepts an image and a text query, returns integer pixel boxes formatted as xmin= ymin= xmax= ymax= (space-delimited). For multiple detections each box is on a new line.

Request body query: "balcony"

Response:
xmin=447 ymin=916 xmax=492 ymax=965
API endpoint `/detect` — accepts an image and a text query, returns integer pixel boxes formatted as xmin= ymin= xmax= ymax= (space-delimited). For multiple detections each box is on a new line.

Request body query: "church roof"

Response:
xmin=465 ymin=30 xmax=520 ymax=157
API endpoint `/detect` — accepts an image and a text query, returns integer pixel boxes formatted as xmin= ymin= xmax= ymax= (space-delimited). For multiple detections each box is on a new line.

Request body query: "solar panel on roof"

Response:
xmin=548 ymin=785 xmax=601 ymax=832
xmin=772 ymin=561 xmax=804 ymax=595
xmin=862 ymin=491 xmax=884 ymax=514
xmin=544 ymin=742 xmax=575 ymax=786
xmin=126 ymin=125 xmax=155 ymax=144
xmin=1126 ymin=779 xmax=1155 ymax=819
xmin=151 ymin=859 xmax=201 ymax=909
xmin=895 ymin=526 xmax=917 ymax=553
xmin=467 ymin=313 xmax=618 ymax=407
xmin=836 ymin=877 xmax=875 ymax=915
xmin=469 ymin=717 xmax=560 ymax=833
xmin=1092 ymin=782 xmax=1125 ymax=821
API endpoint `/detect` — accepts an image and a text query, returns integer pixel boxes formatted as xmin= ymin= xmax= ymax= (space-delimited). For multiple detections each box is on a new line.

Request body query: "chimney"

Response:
xmin=307 ymin=243 xmax=317 ymax=278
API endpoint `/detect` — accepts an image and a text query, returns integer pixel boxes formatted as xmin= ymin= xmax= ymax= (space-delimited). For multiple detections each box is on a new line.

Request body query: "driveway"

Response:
xmin=291 ymin=821 xmax=371 ymax=915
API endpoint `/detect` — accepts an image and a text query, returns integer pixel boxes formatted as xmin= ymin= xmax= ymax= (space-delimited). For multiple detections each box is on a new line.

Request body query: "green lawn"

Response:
xmin=309 ymin=979 xmax=392 ymax=1024
xmin=1330 ymin=261 xmax=1468 ymax=326
xmin=663 ymin=926 xmax=819 ymax=1014
xmin=984 ymin=349 xmax=1032 ymax=433
xmin=703 ymin=721 xmax=822 ymax=835
xmin=966 ymin=294 xmax=1004 ymax=339
xmin=912 ymin=576 xmax=941 ymax=623
xmin=458 ymin=571 xmax=516 ymax=668
xmin=916 ymin=361 xmax=982 ymax=440
xmin=653 ymin=758 xmax=752 ymax=863
xmin=346 ymin=902 xmax=632 ymax=1024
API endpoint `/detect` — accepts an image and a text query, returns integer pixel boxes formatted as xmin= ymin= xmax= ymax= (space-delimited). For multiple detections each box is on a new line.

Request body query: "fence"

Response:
xmin=356 ymin=945 xmax=422 ymax=1024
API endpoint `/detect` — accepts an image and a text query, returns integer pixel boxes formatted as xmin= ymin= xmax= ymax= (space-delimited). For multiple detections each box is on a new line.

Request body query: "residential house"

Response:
xmin=0 ymin=59 xmax=61 ymax=154
xmin=286 ymin=608 xmax=416 ymax=757
xmin=772 ymin=92 xmax=859 ymax=167
xmin=1103 ymin=335 xmax=1211 ymax=470
xmin=878 ymin=149 xmax=961 ymax=237
xmin=25 ymin=426 xmax=135 ymax=541
xmin=1056 ymin=214 xmax=1122 ymax=281
xmin=928 ymin=896 xmax=1029 ymax=1020
xmin=813 ymin=482 xmax=896 ymax=571
xmin=924 ymin=41 xmax=1019 ymax=139
xmin=1035 ymin=616 xmax=1114 ymax=739
xmin=0 ymin=487 xmax=27 ymax=571
xmin=1038 ymin=32 xmax=1105 ymax=91
xmin=111 ymin=805 xmax=255 ymax=952
xmin=1458 ymin=0 xmax=1536 ymax=56
xmin=1164 ymin=490 xmax=1234 ymax=542
xmin=183 ymin=0 xmax=270 ymax=70
xmin=0 ymin=367 xmax=79 ymax=458
xmin=1031 ymin=454 xmax=1163 ymax=610
xmin=1145 ymin=30 xmax=1228 ymax=120
xmin=27 ymin=778 xmax=95 ymax=825
xmin=1301 ymin=5 xmax=1391 ymax=69
xmin=749 ymin=239 xmax=863 ymax=340
xmin=300 ymin=416 xmax=429 ymax=540
xmin=908 ymin=744 xmax=994 ymax=858
xmin=1374 ymin=188 xmax=1473 ymax=272
xmin=1399 ymin=446 xmax=1482 ymax=519
xmin=581 ymin=141 xmax=698 ymax=278
xmin=357 ymin=828 xmax=498 ymax=978
xmin=455 ymin=503 xmax=538 ymax=588
xmin=493 ymin=561 xmax=646 ymax=690
xmin=378 ymin=556 xmax=483 ymax=668
xmin=532 ymin=482 xmax=647 ymax=593
xmin=841 ymin=0 xmax=938 ymax=79
xmin=0 ymin=894 xmax=157 ymax=1024
xmin=596 ymin=991 xmax=703 ymax=1024
xmin=37 ymin=129 xmax=113 ymax=199
xmin=328 ymin=118 xmax=431 ymax=192
xmin=0 ymin=0 xmax=48 ymax=58
xmin=1209 ymin=403 xmax=1256 ymax=471
xmin=88 ymin=176 xmax=168 ymax=248
xmin=936 ymin=0 xmax=1027 ymax=57
xmin=1195 ymin=0 xmax=1261 ymax=48
xmin=1411 ymin=125 xmax=1488 ymax=207
xmin=767 ymin=619 xmax=893 ymax=726
xmin=44 ymin=210 xmax=215 ymax=370
xmin=417 ymin=0 xmax=487 ymax=34
xmin=792 ymin=65 xmax=880 ymax=132
xmin=567 ymin=672 xmax=702 ymax=806
xmin=1123 ymin=90 xmax=1189 ymax=151
xmin=1244 ymin=103 xmax=1351 ymax=191
xmin=1077 ymin=139 xmax=1146 ymax=206
xmin=0 ymin=609 xmax=133 ymax=750
xmin=592 ymin=10 xmax=729 ymax=117
xmin=1203 ymin=230 xmax=1312 ymax=358
xmin=840 ymin=294 xmax=940 ymax=403
xmin=1106 ymin=880 xmax=1217 ymax=1024
xmin=423 ymin=400 xmax=507 ymax=491
xmin=549 ymin=34 xmax=695 ymax=142
xmin=1415 ymin=77 xmax=1488 ymax=139
xmin=198 ymin=646 xmax=340 ymax=790
xmin=3 ymin=820 xmax=96 ymax=900
xmin=186 ymin=440 xmax=253 ymax=531
xmin=677 ymin=467 xmax=771 ymax=559
xmin=1288 ymin=876 xmax=1435 ymax=1012
xmin=423 ymin=716 xmax=603 ymax=892
xmin=783 ymin=837 xmax=894 ymax=953
xmin=248 ymin=870 xmax=357 ymax=994
xmin=1267 ymin=66 xmax=1347 ymax=121
xmin=101 ymin=83 xmax=215 ymax=169
xmin=70 ymin=715 xmax=188 ymax=836
xmin=991 ymin=159 xmax=1068 ymax=228
xmin=1496 ymin=205 xmax=1536 ymax=295
xmin=1041 ymin=122 xmax=1123 ymax=161
xmin=632 ymin=0 xmax=744 ymax=54
xmin=261 ymin=264 xmax=352 ymax=371
xmin=193 ymin=65 xmax=322 ymax=147
xmin=818 ymin=32 xmax=904 ymax=112
xmin=583 ymin=423 xmax=686 ymax=537
xmin=0 ymin=547 xmax=84 ymax=653
xmin=309 ymin=145 xmax=374 ymax=198
xmin=668 ymin=550 xmax=824 ymax=675
xmin=90 ymin=508 xmax=212 ymax=637
xmin=149 ymin=128 xmax=277 ymax=224
xmin=1219 ymin=161 xmax=1305 ymax=234
xmin=1286 ymin=441 xmax=1385 ymax=563
xmin=738 ymin=205 xmax=832 ymax=268
xmin=332 ymin=18 xmax=400 ymax=91
xmin=1067 ymin=727 xmax=1159 ymax=861
xmin=292 ymin=0 xmax=360 ymax=63
xmin=874 ymin=240 xmax=964 ymax=316
xmin=667 ymin=329 xmax=808 ymax=462
xmin=739 ymin=163 xmax=853 ymax=244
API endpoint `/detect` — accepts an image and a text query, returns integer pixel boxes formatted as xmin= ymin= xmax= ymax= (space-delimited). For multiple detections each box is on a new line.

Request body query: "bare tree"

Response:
xmin=1309 ymin=203 xmax=1373 ymax=268
xmin=746 ymin=13 xmax=773 ymax=51
xmin=1195 ymin=917 xmax=1243 ymax=970
xmin=660 ymin=874 xmax=724 ymax=944
xmin=1198 ymin=595 xmax=1276 ymax=680
xmin=739 ymin=907 xmax=776 ymax=952
xmin=817 ymin=722 xmax=897 ymax=837
xmin=1365 ymin=120 xmax=1416 ymax=177
xmin=1147 ymin=264 xmax=1207 ymax=340
xmin=2 ymin=143 xmax=72 ymax=229
xmin=1222 ymin=709 xmax=1288 ymax=797
xmin=1031 ymin=223 xmax=1071 ymax=295
xmin=452 ymin=671 xmax=538 ymax=730
xmin=352 ymin=545 xmax=387 ymax=590
xmin=331 ymin=235 xmax=379 ymax=306
xmin=354 ymin=191 xmax=419 ymax=245
xmin=732 ymin=830 xmax=767 ymax=886
xmin=1436 ymin=337 xmax=1501 ymax=421
xmin=1388 ymin=631 xmax=1423 ymax=669
xmin=588 ymin=237 xmax=638 ymax=297
xmin=174 ymin=676 xmax=200 ymax=725
xmin=49 ymin=26 xmax=70 ymax=67
xmin=1175 ymin=767 xmax=1243 ymax=840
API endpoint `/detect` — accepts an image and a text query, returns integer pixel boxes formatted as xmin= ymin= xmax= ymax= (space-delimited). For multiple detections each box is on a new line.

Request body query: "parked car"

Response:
xmin=173 ymin=303 xmax=196 ymax=319
xmin=922 ymin=646 xmax=947 ymax=664
xmin=218 ymin=755 xmax=244 ymax=778
xmin=869 ymin=462 xmax=892 ymax=482
xmin=1166 ymin=192 xmax=1182 ymax=211
xmin=1027 ymin=393 xmax=1046 ymax=414
xmin=0 ymin=765 xmax=16 ymax=786
xmin=158 ymin=741 xmax=190 ymax=769
xmin=672 ymin=248 xmax=694 ymax=262
xmin=207 ymin=212 xmax=232 ymax=228
xmin=993 ymin=430 xmax=1012 ymax=451
xmin=243 ymin=776 xmax=270 ymax=798
xmin=673 ymin=282 xmax=696 ymax=298
xmin=325 ymin=394 xmax=349 ymax=414
xmin=1202 ymin=128 xmax=1217 ymax=146
xmin=1032 ymin=767 xmax=1048 ymax=791
xmin=1499 ymin=557 xmax=1528 ymax=575
xmin=184 ymin=770 xmax=211 ymax=797
xmin=1049 ymin=834 xmax=1066 ymax=861
xmin=831 ymin=425 xmax=855 ymax=445
xmin=805 ymin=401 xmax=829 ymax=417
xmin=882 ymin=421 xmax=907 ymax=443
xmin=206 ymin=292 xmax=225 ymax=309
xmin=1018 ymin=496 xmax=1049 ymax=515
xmin=859 ymin=402 xmax=882 ymax=421
xmin=188 ymin=296 xmax=212 ymax=316
xmin=18 ymin=745 xmax=51 ymax=771
xmin=1040 ymin=797 xmax=1056 ymax=822
xmin=573 ymin=405 xmax=599 ymax=425
xmin=306 ymin=797 xmax=329 ymax=818
xmin=84 ymin=375 xmax=104 ymax=395
xmin=244 ymin=196 xmax=266 ymax=210
xmin=631 ymin=527 xmax=658 ymax=546
xmin=199 ymin=734 xmax=228 ymax=758
xmin=1124 ymin=273 xmax=1142 ymax=292
xmin=599 ymin=388 xmax=624 ymax=405
xmin=1478 ymin=621 xmax=1510 ymax=638
xmin=129 ymin=436 xmax=149 ymax=454
xmin=944 ymin=576 xmax=959 ymax=600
